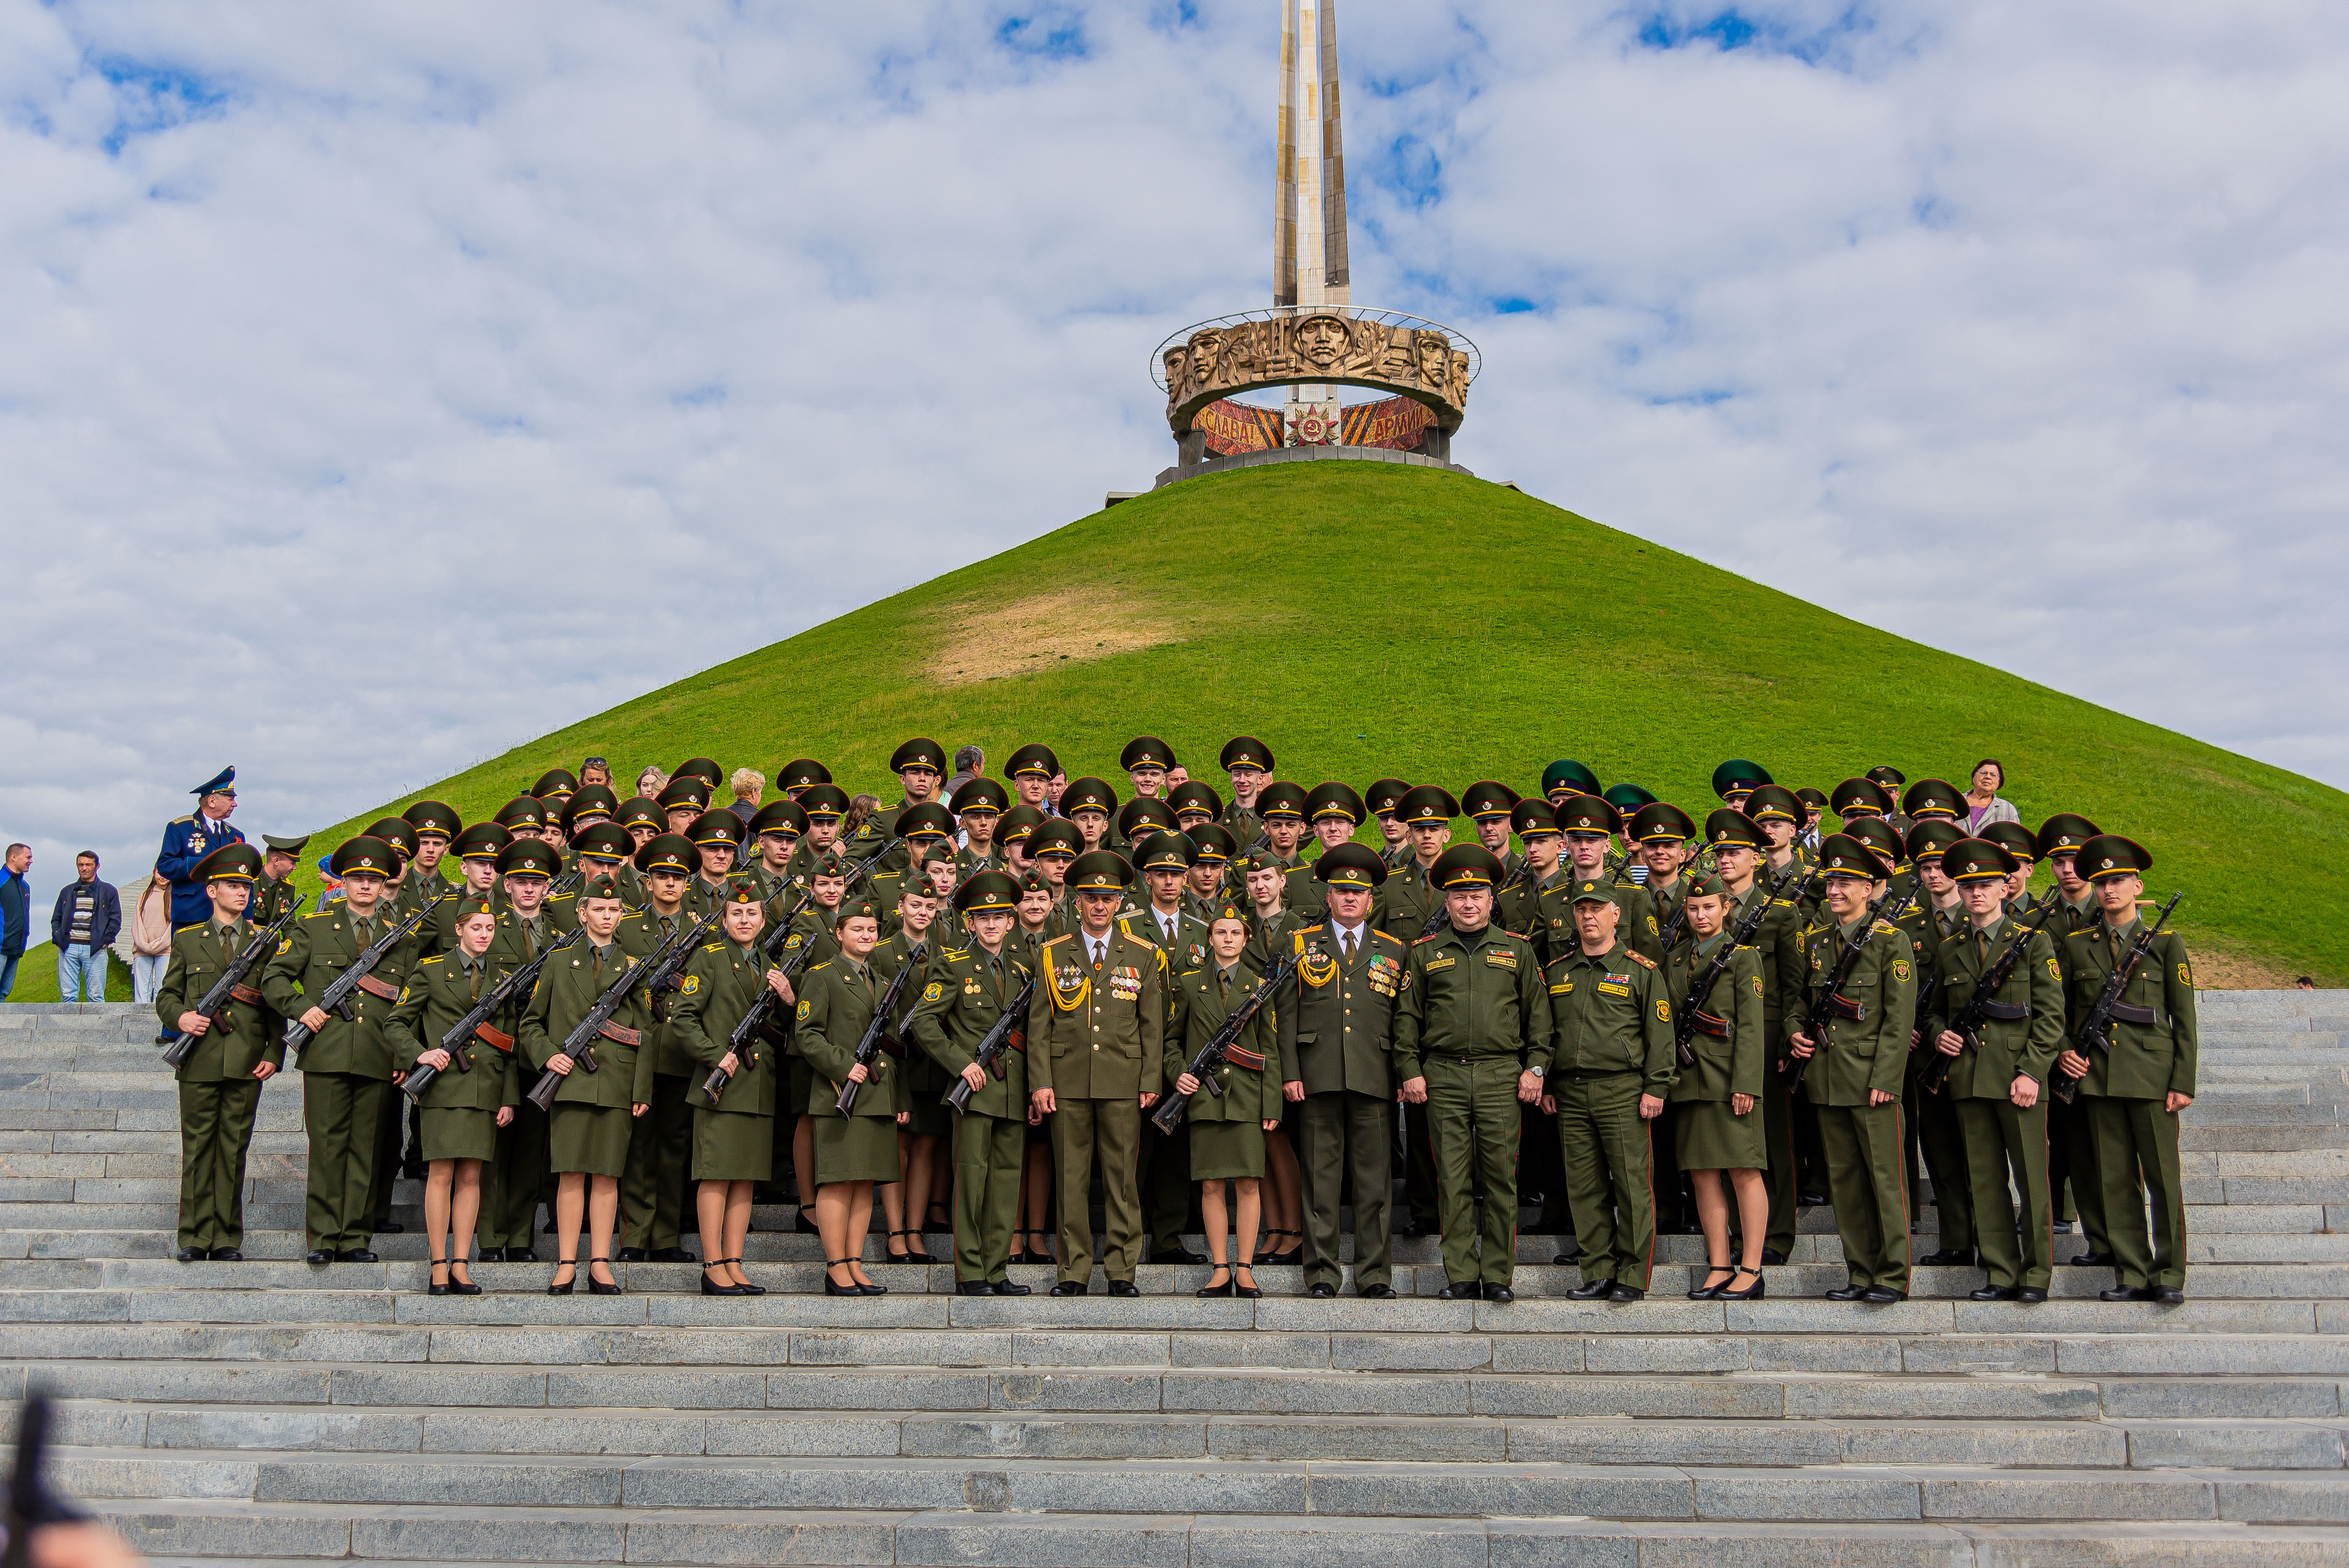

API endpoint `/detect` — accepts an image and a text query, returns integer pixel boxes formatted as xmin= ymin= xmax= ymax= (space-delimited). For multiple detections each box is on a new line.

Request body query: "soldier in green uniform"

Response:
xmin=421 ymin=824 xmax=510 ymax=956
xmin=1460 ymin=781 xmax=1523 ymax=885
xmin=785 ymin=784 xmax=850 ymax=886
xmin=952 ymin=777 xmax=1011 ymax=875
xmin=1219 ymin=736 xmax=1274 ymax=850
xmin=1027 ymin=850 xmax=1165 ymax=1296
xmin=1711 ymin=760 xmax=1772 ymax=816
xmin=385 ymin=896 xmax=518 ymax=1294
xmin=658 ymin=778 xmax=711 ymax=839
xmin=252 ymin=835 xmax=311 ymax=928
xmin=1060 ymin=775 xmax=1120 ymax=853
xmin=531 ymin=768 xmax=579 ymax=808
xmin=1703 ymin=808 xmax=1812 ymax=1265
xmin=1498 ymin=800 xmax=1564 ymax=938
xmin=1788 ymin=834 xmax=1918 ymax=1303
xmin=1121 ymin=735 xmax=1176 ymax=801
xmin=1169 ymin=780 xmax=1223 ymax=836
xmin=872 ymin=882 xmax=946 ymax=1260
xmin=1115 ymin=796 xmax=1178 ymax=861
xmin=1743 ymin=784 xmax=1811 ymax=880
xmin=2033 ymin=813 xmax=2110 ymax=1269
xmin=521 ymin=871 xmax=657 ymax=1295
xmin=1904 ymin=821 xmax=1978 ymax=1270
xmin=1003 ymin=743 xmax=1060 ymax=814
xmin=1543 ymin=877 xmax=1675 ymax=1301
xmin=1027 ymin=820 xmax=1085 ymax=938
xmin=1543 ymin=760 xmax=1604 ymax=811
xmin=160 ymin=843 xmax=283 ymax=1262
xmin=1128 ymin=831 xmax=1215 ymax=1267
xmin=618 ymin=797 xmax=665 ymax=856
xmin=1981 ymin=821 xmax=2042 ymax=912
xmin=1166 ymin=901 xmax=1281 ymax=1297
xmin=794 ymin=895 xmax=907 ymax=1296
xmin=1867 ymin=765 xmax=1913 ymax=839
xmin=1381 ymin=785 xmax=1456 ymax=1235
xmin=1365 ymin=778 xmax=1413 ymax=868
xmin=906 ymin=871 xmax=1035 ymax=1295
xmin=1545 ymin=796 xmax=1663 ymax=966
xmin=1628 ymin=803 xmax=1702 ymax=944
xmin=1249 ymin=782 xmax=1316 ymax=908
xmin=683 ymin=811 xmax=745 ymax=914
xmin=1924 ymin=837 xmax=2066 ymax=1303
xmin=1275 ymin=843 xmax=1407 ymax=1299
xmin=615 ymin=832 xmax=707 ymax=1263
xmin=359 ymin=817 xmax=421 ymax=919
xmin=494 ymin=795 xmax=552 ymax=843
xmin=842 ymin=737 xmax=947 ymax=868
xmin=262 ymin=835 xmax=419 ymax=1265
xmin=1127 ymin=831 xmax=1212 ymax=971
xmin=670 ymin=875 xmax=793 ymax=1297
xmin=744 ymin=799 xmax=807 ymax=902
xmin=1395 ymin=845 xmax=1551 ymax=1302
xmin=1665 ymin=872 xmax=1768 ymax=1300
xmin=1182 ymin=823 xmax=1236 ymax=922
xmin=477 ymin=838 xmax=566 ymax=1262
xmin=402 ymin=800 xmax=462 ymax=908
xmin=2057 ymin=835 xmax=2196 ymax=1304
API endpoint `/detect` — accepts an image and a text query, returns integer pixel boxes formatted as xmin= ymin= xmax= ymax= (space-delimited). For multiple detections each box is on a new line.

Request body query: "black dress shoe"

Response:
xmin=1107 ymin=1279 xmax=1140 ymax=1298
xmin=2152 ymin=1286 xmax=2185 ymax=1305
xmin=956 ymin=1280 xmax=996 ymax=1296
xmin=2016 ymin=1286 xmax=2048 ymax=1304
xmin=306 ymin=1250 xmax=331 ymax=1266
xmin=1798 ymin=1190 xmax=1829 ymax=1207
xmin=649 ymin=1247 xmax=697 ymax=1263
xmin=1552 ymin=1246 xmax=1583 ymax=1266
xmin=1918 ymin=1249 xmax=1975 ymax=1268
xmin=1969 ymin=1284 xmax=2019 ymax=1301
xmin=1759 ymin=1247 xmax=1788 ymax=1266
xmin=476 ymin=1247 xmax=505 ymax=1264
xmin=1050 ymin=1281 xmax=1088 ymax=1297
xmin=209 ymin=1248 xmax=243 ymax=1262
xmin=175 ymin=1247 xmax=204 ymax=1262
xmin=1156 ymin=1249 xmax=1212 ymax=1267
xmin=616 ymin=1247 xmax=647 ymax=1263
xmin=375 ymin=1223 xmax=403 ymax=1235
xmin=1485 ymin=1283 xmax=1515 ymax=1304
xmin=2099 ymin=1285 xmax=2150 ymax=1302
xmin=504 ymin=1248 xmax=537 ymax=1264
xmin=1306 ymin=1282 xmax=1336 ymax=1299
xmin=1606 ymin=1284 xmax=1643 ymax=1304
xmin=2067 ymin=1250 xmax=2114 ymax=1267
xmin=1565 ymin=1278 xmax=1615 ymax=1301
xmin=1825 ymin=1285 xmax=1867 ymax=1302
xmin=1689 ymin=1269 xmax=1735 ymax=1301
xmin=1357 ymin=1283 xmax=1396 ymax=1299
xmin=1436 ymin=1281 xmax=1480 ymax=1300
xmin=335 ymin=1249 xmax=378 ymax=1263
xmin=1860 ymin=1287 xmax=1906 ymax=1304
xmin=991 ymin=1279 xmax=1031 ymax=1296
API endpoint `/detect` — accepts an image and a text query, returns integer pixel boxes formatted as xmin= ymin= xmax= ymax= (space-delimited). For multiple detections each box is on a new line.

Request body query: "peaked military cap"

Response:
xmin=1866 ymin=764 xmax=1908 ymax=791
xmin=1255 ymin=781 xmax=1309 ymax=821
xmin=1741 ymin=785 xmax=1802 ymax=825
xmin=260 ymin=833 xmax=310 ymax=856
xmin=1795 ymin=787 xmax=1829 ymax=813
xmin=1431 ymin=844 xmax=1506 ymax=889
xmin=1306 ymin=780 xmax=1368 ymax=823
xmin=1980 ymin=821 xmax=2039 ymax=864
xmin=1552 ymin=795 xmax=1623 ymax=837
xmin=403 ymin=800 xmax=461 ymax=839
xmin=1711 ymin=759 xmax=1772 ymax=801
xmin=955 ymin=870 xmax=1023 ymax=914
xmin=496 ymin=839 xmax=561 ymax=879
xmin=531 ymin=768 xmax=579 ymax=802
xmin=494 ymin=796 xmax=551 ymax=832
xmin=1627 ymin=802 xmax=1697 ymax=843
xmin=1060 ymin=776 xmax=1118 ymax=817
xmin=1117 ymin=797 xmax=1177 ymax=841
xmin=1905 ymin=820 xmax=1966 ymax=862
xmin=1902 ymin=778 xmax=1966 ymax=820
xmin=1460 ymin=780 xmax=1521 ymax=821
xmin=1844 ymin=816 xmax=1905 ymax=871
xmin=896 ymin=803 xmax=955 ymax=841
xmin=1219 ymin=736 xmax=1274 ymax=772
xmin=777 ymin=758 xmax=833 ymax=792
xmin=364 ymin=817 xmax=421 ymax=861
xmin=997 ymin=804 xmax=1046 ymax=845
xmin=1602 ymin=782 xmax=1657 ymax=814
xmin=193 ymin=842 xmax=264 ymax=885
xmin=1364 ymin=778 xmax=1410 ymax=817
xmin=797 ymin=783 xmax=850 ymax=820
xmin=1004 ymin=743 xmax=1061 ymax=780
xmin=950 ymin=776 xmax=1010 ymax=816
xmin=723 ymin=874 xmax=763 ymax=905
xmin=1815 ymin=832 xmax=1890 ymax=880
xmin=1397 ymin=784 xmax=1458 ymax=826
xmin=673 ymin=757 xmax=725 ymax=789
xmin=2035 ymin=814 xmax=2102 ymax=858
xmin=1830 ymin=777 xmax=1894 ymax=818
xmin=1028 ymin=820 xmax=1085 ymax=859
xmin=574 ymin=821 xmax=638 ymax=862
xmin=889 ymin=738 xmax=946 ymax=774
xmin=1704 ymin=809 xmax=1763 ymax=851
xmin=1167 ymin=780 xmax=1224 ymax=821
xmin=657 ymin=778 xmax=713 ymax=813
xmin=1068 ymin=850 xmax=1134 ymax=892
xmin=1542 ymin=759 xmax=1602 ymax=800
xmin=1943 ymin=837 xmax=2018 ymax=882
xmin=329 ymin=836 xmax=399 ymax=880
xmin=561 ymin=786 xmax=619 ymax=833
xmin=686 ymin=811 xmax=746 ymax=850
xmin=634 ymin=833 xmax=697 ymax=877
xmin=617 ymin=798 xmax=666 ymax=834
xmin=748 ymin=800 xmax=809 ymax=839
xmin=451 ymin=823 xmax=512 ymax=861
xmin=192 ymin=765 xmax=237 ymax=797
xmin=1185 ymin=823 xmax=1238 ymax=863
xmin=1511 ymin=799 xmax=1561 ymax=839
xmin=1314 ymin=842 xmax=1388 ymax=889
xmin=2076 ymin=834 xmax=2153 ymax=880
xmin=1133 ymin=831 xmax=1197 ymax=873
xmin=1120 ymin=735 xmax=1176 ymax=772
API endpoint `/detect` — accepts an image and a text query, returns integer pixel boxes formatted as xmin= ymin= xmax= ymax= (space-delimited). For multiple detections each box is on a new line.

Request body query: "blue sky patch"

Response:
xmin=92 ymin=58 xmax=233 ymax=155
xmin=995 ymin=9 xmax=1089 ymax=62
xmin=1632 ymin=6 xmax=1870 ymax=66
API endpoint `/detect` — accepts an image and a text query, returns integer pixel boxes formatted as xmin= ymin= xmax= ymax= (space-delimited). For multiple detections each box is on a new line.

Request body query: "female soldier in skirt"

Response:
xmin=385 ymin=898 xmax=518 ymax=1294
xmin=520 ymin=874 xmax=657 ymax=1295
xmin=1664 ymin=873 xmax=1770 ymax=1300
xmin=1167 ymin=905 xmax=1281 ymax=1298
xmin=670 ymin=877 xmax=794 ymax=1296
xmin=793 ymin=897 xmax=909 ymax=1295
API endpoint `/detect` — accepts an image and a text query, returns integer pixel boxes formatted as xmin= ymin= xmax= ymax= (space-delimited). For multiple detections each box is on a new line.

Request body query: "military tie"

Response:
xmin=1344 ymin=930 xmax=1357 ymax=965
xmin=1217 ymin=967 xmax=1230 ymax=1003
xmin=467 ymin=958 xmax=483 ymax=1003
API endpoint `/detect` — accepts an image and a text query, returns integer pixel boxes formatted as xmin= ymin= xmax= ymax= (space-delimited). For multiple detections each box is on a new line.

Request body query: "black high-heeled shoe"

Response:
xmin=888 ymin=1229 xmax=932 ymax=1265
xmin=928 ymin=1202 xmax=953 ymax=1236
xmin=1024 ymin=1228 xmax=1056 ymax=1266
xmin=1688 ymin=1267 xmax=1735 ymax=1301
xmin=725 ymin=1258 xmax=766 ymax=1296
xmin=587 ymin=1257 xmax=622 ymax=1296
xmin=855 ymin=1270 xmax=889 ymax=1296
xmin=548 ymin=1261 xmax=576 ymax=1296
xmin=794 ymin=1211 xmax=821 ymax=1235
xmin=447 ymin=1262 xmax=481 ymax=1297
xmin=1719 ymin=1267 xmax=1766 ymax=1301
xmin=1197 ymin=1265 xmax=1234 ymax=1298
xmin=702 ymin=1264 xmax=748 ymax=1297
xmin=428 ymin=1260 xmax=451 ymax=1297
xmin=824 ymin=1260 xmax=862 ymax=1297
xmin=1264 ymin=1229 xmax=1304 ymax=1265
xmin=1232 ymin=1263 xmax=1264 ymax=1300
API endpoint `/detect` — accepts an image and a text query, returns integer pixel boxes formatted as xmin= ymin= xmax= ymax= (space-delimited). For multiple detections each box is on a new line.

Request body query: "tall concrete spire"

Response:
xmin=1274 ymin=0 xmax=1349 ymax=312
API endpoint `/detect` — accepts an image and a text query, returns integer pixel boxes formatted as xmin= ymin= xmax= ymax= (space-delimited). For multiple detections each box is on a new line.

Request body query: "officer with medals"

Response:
xmin=157 ymin=766 xmax=248 ymax=930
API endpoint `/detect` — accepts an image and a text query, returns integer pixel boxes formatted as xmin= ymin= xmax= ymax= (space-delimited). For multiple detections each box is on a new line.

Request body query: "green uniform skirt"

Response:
xmin=421 ymin=1105 xmax=499 ymax=1164
xmin=1189 ymin=1119 xmax=1266 ymax=1181
xmin=694 ymin=1106 xmax=775 ymax=1183
xmin=549 ymin=1102 xmax=635 ymax=1178
xmin=787 ymin=1057 xmax=816 ymax=1118
xmin=902 ymin=1096 xmax=951 ymax=1139
xmin=815 ymin=1113 xmax=901 ymax=1186
xmin=1673 ymin=1098 xmax=1768 ymax=1173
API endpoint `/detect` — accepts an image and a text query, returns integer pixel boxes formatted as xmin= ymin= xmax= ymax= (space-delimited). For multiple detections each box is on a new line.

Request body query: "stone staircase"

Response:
xmin=0 ymin=992 xmax=2342 ymax=1565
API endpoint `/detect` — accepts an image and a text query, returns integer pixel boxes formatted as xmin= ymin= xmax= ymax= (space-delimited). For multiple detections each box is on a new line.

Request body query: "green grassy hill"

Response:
xmin=308 ymin=460 xmax=2344 ymax=985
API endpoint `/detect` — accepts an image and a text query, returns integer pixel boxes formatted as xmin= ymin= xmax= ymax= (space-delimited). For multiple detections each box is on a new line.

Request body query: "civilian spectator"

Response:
xmin=128 ymin=866 xmax=175 ymax=1003
xmin=1046 ymin=771 xmax=1069 ymax=816
xmin=52 ymin=852 xmax=122 ymax=1002
xmin=157 ymin=766 xmax=246 ymax=928
xmin=580 ymin=756 xmax=613 ymax=790
xmin=729 ymin=767 xmax=765 ymax=824
xmin=1964 ymin=759 xmax=2020 ymax=834
xmin=2299 ymin=976 xmax=2318 ymax=991
xmin=0 ymin=844 xmax=29 ymax=1002
xmin=634 ymin=766 xmax=668 ymax=801
xmin=945 ymin=745 xmax=984 ymax=801
xmin=1167 ymin=765 xmax=1190 ymax=788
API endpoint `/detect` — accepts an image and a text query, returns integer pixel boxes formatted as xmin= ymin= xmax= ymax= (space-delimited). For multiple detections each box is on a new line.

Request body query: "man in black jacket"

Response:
xmin=51 ymin=852 xmax=122 ymax=1001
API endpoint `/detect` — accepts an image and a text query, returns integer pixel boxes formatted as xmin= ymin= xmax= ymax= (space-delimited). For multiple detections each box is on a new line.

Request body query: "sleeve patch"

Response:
xmin=276 ymin=939 xmax=292 ymax=955
xmin=2179 ymin=961 xmax=2192 ymax=987
xmin=796 ymin=999 xmax=811 ymax=1022
xmin=922 ymin=982 xmax=943 ymax=1002
xmin=2048 ymin=957 xmax=2063 ymax=983
xmin=1891 ymin=959 xmax=1911 ymax=984
xmin=679 ymin=975 xmax=700 ymax=994
xmin=1656 ymin=999 xmax=1671 ymax=1023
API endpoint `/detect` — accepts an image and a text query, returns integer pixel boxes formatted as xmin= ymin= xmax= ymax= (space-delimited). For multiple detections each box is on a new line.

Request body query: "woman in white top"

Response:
xmin=1964 ymin=759 xmax=2020 ymax=834
xmin=128 ymin=870 xmax=175 ymax=1004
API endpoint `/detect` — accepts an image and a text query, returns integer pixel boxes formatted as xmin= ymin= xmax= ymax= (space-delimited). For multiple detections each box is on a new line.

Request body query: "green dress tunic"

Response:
xmin=519 ymin=938 xmax=659 ymax=1177
xmin=794 ymin=956 xmax=904 ymax=1185
xmin=384 ymin=950 xmax=523 ymax=1162
xmin=1663 ymin=934 xmax=1768 ymax=1172
xmin=873 ymin=931 xmax=946 ymax=1137
xmin=669 ymin=936 xmax=786 ymax=1182
xmin=1166 ymin=959 xmax=1278 ymax=1180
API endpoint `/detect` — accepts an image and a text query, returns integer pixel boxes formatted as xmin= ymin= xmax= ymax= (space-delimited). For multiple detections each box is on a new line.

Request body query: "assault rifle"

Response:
xmin=1153 ymin=947 xmax=1301 ymax=1133
xmin=836 ymin=943 xmax=923 ymax=1115
xmin=1784 ymin=881 xmax=1918 ymax=1096
xmin=2050 ymin=891 xmax=2184 ymax=1105
xmin=549 ymin=868 xmax=583 ymax=899
xmin=1654 ymin=847 xmax=1718 ymax=951
xmin=524 ymin=912 xmax=713 ymax=1111
xmin=945 ymin=973 xmax=1038 ymax=1113
xmin=1671 ymin=860 xmax=1808 ymax=1069
xmin=1916 ymin=898 xmax=2064 ymax=1096
xmin=159 ymin=898 xmax=306 ymax=1068
xmin=400 ymin=927 xmax=583 ymax=1101
xmin=282 ymin=888 xmax=455 ymax=1057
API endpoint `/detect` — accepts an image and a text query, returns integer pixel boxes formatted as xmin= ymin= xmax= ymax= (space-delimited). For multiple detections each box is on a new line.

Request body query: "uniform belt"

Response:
xmin=354 ymin=974 xmax=400 ymax=1001
xmin=597 ymin=1022 xmax=642 ymax=1047
xmin=2108 ymin=1002 xmax=2160 ymax=1026
xmin=1563 ymin=1067 xmax=1639 ymax=1080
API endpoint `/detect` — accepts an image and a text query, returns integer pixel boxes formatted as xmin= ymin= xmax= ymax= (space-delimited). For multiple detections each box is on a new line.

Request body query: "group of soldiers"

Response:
xmin=155 ymin=736 xmax=2198 ymax=1306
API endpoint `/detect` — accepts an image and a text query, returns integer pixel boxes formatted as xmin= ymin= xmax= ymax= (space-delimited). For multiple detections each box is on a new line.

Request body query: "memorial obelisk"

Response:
xmin=1276 ymin=0 xmax=1349 ymax=444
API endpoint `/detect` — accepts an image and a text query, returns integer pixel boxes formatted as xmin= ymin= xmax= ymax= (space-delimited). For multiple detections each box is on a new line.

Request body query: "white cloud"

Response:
xmin=0 ymin=0 xmax=2342 ymax=919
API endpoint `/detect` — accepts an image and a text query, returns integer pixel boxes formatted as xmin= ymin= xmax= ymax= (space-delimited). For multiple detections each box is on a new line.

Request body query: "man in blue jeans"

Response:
xmin=52 ymin=852 xmax=123 ymax=1002
xmin=0 ymin=844 xmax=29 ymax=1001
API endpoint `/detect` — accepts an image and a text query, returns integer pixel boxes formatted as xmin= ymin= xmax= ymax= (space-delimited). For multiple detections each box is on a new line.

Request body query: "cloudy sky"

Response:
xmin=4 ymin=0 xmax=2344 ymax=914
